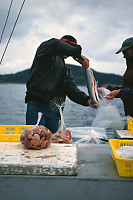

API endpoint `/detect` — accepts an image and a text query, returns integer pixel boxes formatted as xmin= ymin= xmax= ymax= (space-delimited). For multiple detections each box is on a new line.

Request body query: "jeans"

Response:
xmin=26 ymin=101 xmax=59 ymax=133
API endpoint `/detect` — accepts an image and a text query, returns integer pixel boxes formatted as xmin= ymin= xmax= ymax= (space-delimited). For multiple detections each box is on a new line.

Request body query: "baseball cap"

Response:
xmin=116 ymin=37 xmax=133 ymax=54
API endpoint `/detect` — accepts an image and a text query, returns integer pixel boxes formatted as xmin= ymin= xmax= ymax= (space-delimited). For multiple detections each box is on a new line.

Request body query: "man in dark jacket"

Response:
xmin=106 ymin=37 xmax=133 ymax=117
xmin=25 ymin=35 xmax=92 ymax=133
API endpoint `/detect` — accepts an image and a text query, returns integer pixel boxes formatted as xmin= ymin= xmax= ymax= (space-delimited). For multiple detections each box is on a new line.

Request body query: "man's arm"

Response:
xmin=37 ymin=38 xmax=89 ymax=69
xmin=106 ymin=88 xmax=133 ymax=100
xmin=37 ymin=38 xmax=82 ymax=58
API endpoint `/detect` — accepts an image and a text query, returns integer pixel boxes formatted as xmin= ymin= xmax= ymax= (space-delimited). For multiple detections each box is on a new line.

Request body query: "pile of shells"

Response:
xmin=52 ymin=129 xmax=72 ymax=144
xmin=20 ymin=125 xmax=52 ymax=149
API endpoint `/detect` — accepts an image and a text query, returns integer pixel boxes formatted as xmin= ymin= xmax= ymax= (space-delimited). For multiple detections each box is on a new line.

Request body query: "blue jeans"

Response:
xmin=26 ymin=101 xmax=59 ymax=133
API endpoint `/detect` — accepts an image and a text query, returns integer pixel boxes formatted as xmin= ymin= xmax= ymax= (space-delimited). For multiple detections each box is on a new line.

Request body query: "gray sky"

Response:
xmin=0 ymin=0 xmax=133 ymax=75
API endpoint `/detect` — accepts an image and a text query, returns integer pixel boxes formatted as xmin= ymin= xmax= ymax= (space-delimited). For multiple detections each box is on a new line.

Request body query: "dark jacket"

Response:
xmin=107 ymin=56 xmax=133 ymax=117
xmin=120 ymin=56 xmax=133 ymax=117
xmin=25 ymin=38 xmax=90 ymax=106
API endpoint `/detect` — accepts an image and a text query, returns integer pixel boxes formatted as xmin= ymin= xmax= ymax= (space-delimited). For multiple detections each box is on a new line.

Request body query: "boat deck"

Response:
xmin=0 ymin=132 xmax=133 ymax=200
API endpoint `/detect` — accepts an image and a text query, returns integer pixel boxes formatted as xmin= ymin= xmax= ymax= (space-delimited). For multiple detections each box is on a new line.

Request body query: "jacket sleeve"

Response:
xmin=36 ymin=38 xmax=82 ymax=60
xmin=65 ymin=68 xmax=90 ymax=106
xmin=119 ymin=88 xmax=133 ymax=100
xmin=106 ymin=85 xmax=122 ymax=91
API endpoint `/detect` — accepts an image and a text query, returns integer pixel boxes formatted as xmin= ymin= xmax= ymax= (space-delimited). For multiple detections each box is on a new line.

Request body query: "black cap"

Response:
xmin=60 ymin=35 xmax=77 ymax=46
xmin=116 ymin=37 xmax=133 ymax=54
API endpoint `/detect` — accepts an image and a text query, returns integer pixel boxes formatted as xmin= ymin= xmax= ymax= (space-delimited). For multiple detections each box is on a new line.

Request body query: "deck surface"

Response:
xmin=0 ymin=134 xmax=133 ymax=200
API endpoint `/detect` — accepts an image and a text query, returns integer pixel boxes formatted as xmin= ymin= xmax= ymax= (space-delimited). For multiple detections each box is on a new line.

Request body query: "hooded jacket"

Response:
xmin=25 ymin=38 xmax=90 ymax=106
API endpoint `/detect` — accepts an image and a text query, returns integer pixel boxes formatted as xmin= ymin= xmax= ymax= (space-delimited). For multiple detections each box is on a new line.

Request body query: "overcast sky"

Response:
xmin=0 ymin=0 xmax=133 ymax=75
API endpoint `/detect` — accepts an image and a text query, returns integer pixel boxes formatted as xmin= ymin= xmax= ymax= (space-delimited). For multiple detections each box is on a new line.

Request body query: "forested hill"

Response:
xmin=0 ymin=64 xmax=122 ymax=87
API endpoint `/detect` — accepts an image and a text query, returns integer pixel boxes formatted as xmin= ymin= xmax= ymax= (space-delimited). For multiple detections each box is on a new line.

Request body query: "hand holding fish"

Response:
xmin=88 ymin=99 xmax=97 ymax=108
xmin=106 ymin=90 xmax=120 ymax=100
xmin=81 ymin=55 xmax=90 ymax=69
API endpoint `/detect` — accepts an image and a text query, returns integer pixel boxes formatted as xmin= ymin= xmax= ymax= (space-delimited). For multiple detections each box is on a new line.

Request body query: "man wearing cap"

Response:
xmin=25 ymin=35 xmax=93 ymax=133
xmin=106 ymin=37 xmax=133 ymax=118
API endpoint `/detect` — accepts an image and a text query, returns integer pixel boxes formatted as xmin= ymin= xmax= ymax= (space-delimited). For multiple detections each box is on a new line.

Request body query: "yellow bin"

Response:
xmin=109 ymin=139 xmax=133 ymax=177
xmin=127 ymin=118 xmax=133 ymax=135
xmin=0 ymin=125 xmax=34 ymax=142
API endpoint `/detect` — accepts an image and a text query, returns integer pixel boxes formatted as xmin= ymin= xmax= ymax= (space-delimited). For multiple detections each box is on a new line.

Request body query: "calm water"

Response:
xmin=0 ymin=84 xmax=125 ymax=129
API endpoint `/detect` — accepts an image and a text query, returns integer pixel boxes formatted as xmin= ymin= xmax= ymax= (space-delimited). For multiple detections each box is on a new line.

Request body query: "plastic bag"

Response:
xmin=68 ymin=127 xmax=107 ymax=144
xmin=116 ymin=146 xmax=133 ymax=159
xmin=92 ymin=88 xmax=124 ymax=130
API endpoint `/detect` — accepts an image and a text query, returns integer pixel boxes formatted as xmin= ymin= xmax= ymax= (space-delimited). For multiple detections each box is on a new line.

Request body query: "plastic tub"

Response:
xmin=127 ymin=118 xmax=133 ymax=135
xmin=109 ymin=139 xmax=133 ymax=177
xmin=0 ymin=125 xmax=34 ymax=142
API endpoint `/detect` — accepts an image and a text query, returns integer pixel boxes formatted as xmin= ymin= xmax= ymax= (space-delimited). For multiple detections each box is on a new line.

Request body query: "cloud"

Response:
xmin=0 ymin=0 xmax=132 ymax=75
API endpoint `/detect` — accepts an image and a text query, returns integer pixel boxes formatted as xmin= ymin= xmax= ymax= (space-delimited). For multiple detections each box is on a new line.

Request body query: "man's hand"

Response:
xmin=81 ymin=55 xmax=90 ymax=69
xmin=88 ymin=99 xmax=97 ymax=108
xmin=106 ymin=90 xmax=120 ymax=100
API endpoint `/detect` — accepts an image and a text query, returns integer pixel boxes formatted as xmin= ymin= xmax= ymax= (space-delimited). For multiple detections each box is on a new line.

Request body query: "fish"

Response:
xmin=85 ymin=67 xmax=101 ymax=107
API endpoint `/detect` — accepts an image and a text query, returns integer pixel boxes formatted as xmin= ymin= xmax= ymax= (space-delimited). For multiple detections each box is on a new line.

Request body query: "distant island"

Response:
xmin=0 ymin=64 xmax=122 ymax=87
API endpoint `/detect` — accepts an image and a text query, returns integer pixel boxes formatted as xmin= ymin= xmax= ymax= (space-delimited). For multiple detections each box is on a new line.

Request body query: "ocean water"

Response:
xmin=0 ymin=83 xmax=125 ymax=131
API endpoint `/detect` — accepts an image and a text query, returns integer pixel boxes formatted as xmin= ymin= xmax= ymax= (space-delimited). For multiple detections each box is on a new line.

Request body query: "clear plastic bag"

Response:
xmin=68 ymin=127 xmax=107 ymax=144
xmin=92 ymin=88 xmax=124 ymax=130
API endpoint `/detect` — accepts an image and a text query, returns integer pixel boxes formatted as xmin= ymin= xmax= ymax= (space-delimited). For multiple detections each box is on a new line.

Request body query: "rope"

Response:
xmin=0 ymin=0 xmax=26 ymax=65
xmin=0 ymin=0 xmax=14 ymax=44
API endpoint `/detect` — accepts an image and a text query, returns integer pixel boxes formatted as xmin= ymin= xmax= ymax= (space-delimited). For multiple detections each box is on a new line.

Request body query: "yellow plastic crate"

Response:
xmin=127 ymin=118 xmax=133 ymax=135
xmin=0 ymin=125 xmax=34 ymax=142
xmin=109 ymin=139 xmax=133 ymax=177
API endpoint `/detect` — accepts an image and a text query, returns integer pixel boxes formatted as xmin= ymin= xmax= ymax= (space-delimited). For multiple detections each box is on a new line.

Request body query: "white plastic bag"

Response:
xmin=92 ymin=88 xmax=124 ymax=130
xmin=68 ymin=127 xmax=107 ymax=144
xmin=116 ymin=146 xmax=133 ymax=159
